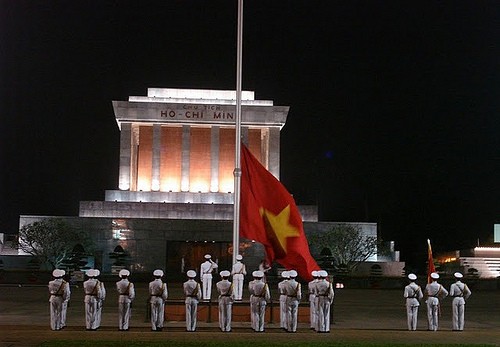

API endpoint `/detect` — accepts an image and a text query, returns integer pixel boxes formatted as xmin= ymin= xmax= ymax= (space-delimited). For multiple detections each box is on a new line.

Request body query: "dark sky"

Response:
xmin=1 ymin=0 xmax=499 ymax=269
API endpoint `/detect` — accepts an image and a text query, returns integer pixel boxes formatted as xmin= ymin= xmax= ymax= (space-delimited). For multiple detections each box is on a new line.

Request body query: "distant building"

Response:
xmin=460 ymin=247 xmax=500 ymax=278
xmin=435 ymin=227 xmax=500 ymax=279
xmin=12 ymin=88 xmax=403 ymax=278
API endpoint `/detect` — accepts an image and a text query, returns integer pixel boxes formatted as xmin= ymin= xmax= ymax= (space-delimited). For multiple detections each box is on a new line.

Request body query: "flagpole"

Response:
xmin=232 ymin=0 xmax=243 ymax=265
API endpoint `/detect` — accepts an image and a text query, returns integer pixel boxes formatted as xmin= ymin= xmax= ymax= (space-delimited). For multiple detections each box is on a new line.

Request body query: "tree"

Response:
xmin=109 ymin=245 xmax=130 ymax=268
xmin=308 ymin=223 xmax=378 ymax=274
xmin=15 ymin=218 xmax=94 ymax=270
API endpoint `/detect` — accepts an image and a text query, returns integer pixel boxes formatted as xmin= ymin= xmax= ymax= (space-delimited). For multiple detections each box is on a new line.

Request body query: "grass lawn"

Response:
xmin=38 ymin=341 xmax=496 ymax=347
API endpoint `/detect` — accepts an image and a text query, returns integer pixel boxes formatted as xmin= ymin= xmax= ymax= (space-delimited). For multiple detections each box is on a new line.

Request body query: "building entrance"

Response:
xmin=166 ymin=241 xmax=232 ymax=280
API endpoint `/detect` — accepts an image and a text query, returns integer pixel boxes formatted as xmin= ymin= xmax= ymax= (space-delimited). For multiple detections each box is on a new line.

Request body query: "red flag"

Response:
xmin=427 ymin=239 xmax=436 ymax=283
xmin=240 ymin=144 xmax=320 ymax=281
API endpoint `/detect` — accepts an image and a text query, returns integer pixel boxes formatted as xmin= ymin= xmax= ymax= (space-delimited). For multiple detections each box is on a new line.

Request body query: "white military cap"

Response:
xmin=52 ymin=269 xmax=64 ymax=277
xmin=319 ymin=270 xmax=328 ymax=277
xmin=204 ymin=254 xmax=211 ymax=259
xmin=220 ymin=270 xmax=231 ymax=277
xmin=119 ymin=269 xmax=130 ymax=277
xmin=252 ymin=270 xmax=264 ymax=278
xmin=288 ymin=270 xmax=298 ymax=278
xmin=236 ymin=255 xmax=243 ymax=261
xmin=430 ymin=272 xmax=439 ymax=279
xmin=281 ymin=271 xmax=290 ymax=278
xmin=187 ymin=270 xmax=196 ymax=278
xmin=153 ymin=269 xmax=164 ymax=277
xmin=311 ymin=270 xmax=319 ymax=277
xmin=94 ymin=269 xmax=100 ymax=277
xmin=454 ymin=272 xmax=463 ymax=279
xmin=408 ymin=273 xmax=417 ymax=281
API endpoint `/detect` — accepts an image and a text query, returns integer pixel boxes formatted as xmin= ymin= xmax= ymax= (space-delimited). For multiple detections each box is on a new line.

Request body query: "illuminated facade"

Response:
xmin=17 ymin=88 xmax=384 ymax=277
xmin=108 ymin=88 xmax=286 ymax=203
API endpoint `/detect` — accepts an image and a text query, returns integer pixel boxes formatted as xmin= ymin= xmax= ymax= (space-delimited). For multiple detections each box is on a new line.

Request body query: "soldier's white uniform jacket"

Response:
xmin=314 ymin=279 xmax=334 ymax=302
xmin=425 ymin=281 xmax=448 ymax=306
xmin=183 ymin=278 xmax=202 ymax=301
xmin=49 ymin=278 xmax=71 ymax=302
xmin=404 ymin=282 xmax=423 ymax=307
xmin=278 ymin=278 xmax=288 ymax=296
xmin=149 ymin=279 xmax=168 ymax=303
xmin=200 ymin=260 xmax=218 ymax=278
xmin=249 ymin=279 xmax=271 ymax=301
xmin=231 ymin=261 xmax=246 ymax=278
xmin=84 ymin=278 xmax=106 ymax=302
xmin=117 ymin=278 xmax=136 ymax=303
xmin=449 ymin=280 xmax=471 ymax=303
xmin=216 ymin=279 xmax=234 ymax=301
xmin=283 ymin=279 xmax=302 ymax=301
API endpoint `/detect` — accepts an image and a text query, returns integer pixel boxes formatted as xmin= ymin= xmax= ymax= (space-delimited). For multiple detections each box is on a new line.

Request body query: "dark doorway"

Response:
xmin=166 ymin=241 xmax=232 ymax=280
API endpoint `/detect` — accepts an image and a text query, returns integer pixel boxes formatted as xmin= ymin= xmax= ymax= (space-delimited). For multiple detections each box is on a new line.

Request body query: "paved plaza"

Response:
xmin=0 ymin=283 xmax=499 ymax=346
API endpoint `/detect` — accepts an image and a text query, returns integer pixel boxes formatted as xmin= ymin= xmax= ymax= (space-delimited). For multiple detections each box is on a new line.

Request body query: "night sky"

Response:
xmin=1 ymin=1 xmax=499 ymax=270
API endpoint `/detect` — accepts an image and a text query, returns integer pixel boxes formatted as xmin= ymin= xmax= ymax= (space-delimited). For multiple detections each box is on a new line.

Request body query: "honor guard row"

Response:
xmin=48 ymin=264 xmax=336 ymax=333
xmin=404 ymin=272 xmax=472 ymax=332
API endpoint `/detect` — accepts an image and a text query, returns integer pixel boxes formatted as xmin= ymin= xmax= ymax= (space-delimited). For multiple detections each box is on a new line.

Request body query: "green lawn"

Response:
xmin=38 ymin=342 xmax=496 ymax=347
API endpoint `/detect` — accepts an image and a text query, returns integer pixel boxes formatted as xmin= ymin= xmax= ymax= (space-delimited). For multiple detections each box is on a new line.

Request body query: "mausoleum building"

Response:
xmin=18 ymin=88 xmax=388 ymax=278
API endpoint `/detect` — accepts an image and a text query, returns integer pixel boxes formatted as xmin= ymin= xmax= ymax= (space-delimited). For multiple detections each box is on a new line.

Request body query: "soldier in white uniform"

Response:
xmin=449 ymin=272 xmax=471 ymax=331
xmin=403 ymin=273 xmax=423 ymax=331
xmin=308 ymin=271 xmax=319 ymax=330
xmin=200 ymin=254 xmax=218 ymax=301
xmin=425 ymin=272 xmax=448 ymax=331
xmin=116 ymin=269 xmax=135 ymax=331
xmin=278 ymin=271 xmax=290 ymax=330
xmin=183 ymin=270 xmax=202 ymax=331
xmin=83 ymin=269 xmax=105 ymax=330
xmin=48 ymin=269 xmax=70 ymax=330
xmin=283 ymin=269 xmax=302 ymax=332
xmin=314 ymin=270 xmax=334 ymax=333
xmin=216 ymin=270 xmax=234 ymax=332
xmin=231 ymin=255 xmax=246 ymax=301
xmin=149 ymin=269 xmax=168 ymax=331
xmin=248 ymin=270 xmax=270 ymax=332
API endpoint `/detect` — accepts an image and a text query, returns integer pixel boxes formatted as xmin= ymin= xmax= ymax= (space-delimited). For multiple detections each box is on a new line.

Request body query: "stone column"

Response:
xmin=268 ymin=127 xmax=280 ymax=179
xmin=130 ymin=125 xmax=140 ymax=191
xmin=118 ymin=123 xmax=132 ymax=190
xmin=151 ymin=124 xmax=161 ymax=191
xmin=241 ymin=126 xmax=249 ymax=146
xmin=210 ymin=126 xmax=220 ymax=192
xmin=181 ymin=125 xmax=191 ymax=192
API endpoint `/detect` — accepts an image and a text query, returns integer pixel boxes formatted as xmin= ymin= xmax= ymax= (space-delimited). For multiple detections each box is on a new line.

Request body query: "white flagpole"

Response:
xmin=232 ymin=0 xmax=243 ymax=266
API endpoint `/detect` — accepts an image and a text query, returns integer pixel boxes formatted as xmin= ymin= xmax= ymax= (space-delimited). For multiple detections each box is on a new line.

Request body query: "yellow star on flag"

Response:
xmin=260 ymin=205 xmax=300 ymax=253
